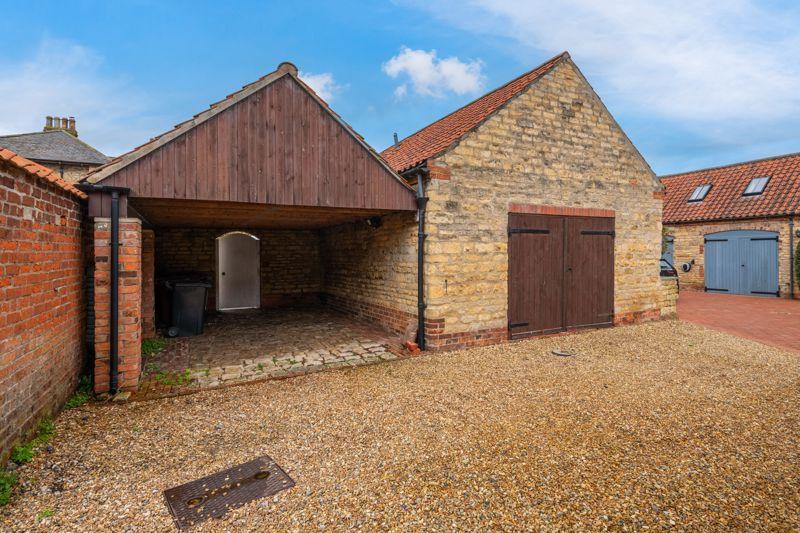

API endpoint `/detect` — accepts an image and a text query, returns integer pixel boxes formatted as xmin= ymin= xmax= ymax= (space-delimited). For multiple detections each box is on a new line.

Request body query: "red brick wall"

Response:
xmin=424 ymin=317 xmax=508 ymax=351
xmin=0 ymin=162 xmax=85 ymax=460
xmin=93 ymin=218 xmax=142 ymax=393
xmin=325 ymin=292 xmax=415 ymax=337
xmin=154 ymin=228 xmax=322 ymax=311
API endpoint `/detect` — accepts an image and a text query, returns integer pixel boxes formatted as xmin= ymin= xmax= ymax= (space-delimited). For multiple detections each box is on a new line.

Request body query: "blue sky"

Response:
xmin=0 ymin=0 xmax=798 ymax=175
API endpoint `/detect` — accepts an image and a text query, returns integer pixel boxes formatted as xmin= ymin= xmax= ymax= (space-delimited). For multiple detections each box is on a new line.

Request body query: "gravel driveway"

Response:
xmin=2 ymin=321 xmax=799 ymax=531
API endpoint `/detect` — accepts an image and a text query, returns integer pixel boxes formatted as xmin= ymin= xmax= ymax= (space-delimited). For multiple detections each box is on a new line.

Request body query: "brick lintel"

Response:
xmin=509 ymin=202 xmax=615 ymax=218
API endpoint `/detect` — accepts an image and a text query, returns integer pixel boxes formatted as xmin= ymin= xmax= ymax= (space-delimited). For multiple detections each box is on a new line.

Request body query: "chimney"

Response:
xmin=393 ymin=132 xmax=399 ymax=147
xmin=43 ymin=115 xmax=78 ymax=137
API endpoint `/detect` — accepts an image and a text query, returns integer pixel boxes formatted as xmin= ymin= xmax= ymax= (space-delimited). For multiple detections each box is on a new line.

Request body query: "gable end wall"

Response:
xmin=424 ymin=59 xmax=665 ymax=348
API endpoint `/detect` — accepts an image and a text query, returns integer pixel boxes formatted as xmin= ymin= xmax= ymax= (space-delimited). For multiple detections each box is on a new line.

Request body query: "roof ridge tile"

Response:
xmin=0 ymin=147 xmax=87 ymax=199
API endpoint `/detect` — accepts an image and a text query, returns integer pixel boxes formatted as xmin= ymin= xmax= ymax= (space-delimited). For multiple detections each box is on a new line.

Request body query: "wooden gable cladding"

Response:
xmin=97 ymin=75 xmax=416 ymax=211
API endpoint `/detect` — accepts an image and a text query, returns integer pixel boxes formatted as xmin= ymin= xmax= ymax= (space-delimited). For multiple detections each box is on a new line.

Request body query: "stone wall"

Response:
xmin=0 ymin=161 xmax=86 ymax=460
xmin=154 ymin=228 xmax=323 ymax=310
xmin=320 ymin=212 xmax=418 ymax=336
xmin=93 ymin=218 xmax=142 ymax=393
xmin=423 ymin=57 xmax=665 ymax=349
xmin=659 ymin=276 xmax=679 ymax=318
xmin=59 ymin=164 xmax=93 ymax=184
xmin=664 ymin=216 xmax=798 ymax=298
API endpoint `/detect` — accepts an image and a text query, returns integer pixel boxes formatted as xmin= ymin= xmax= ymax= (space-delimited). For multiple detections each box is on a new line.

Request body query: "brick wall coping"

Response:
xmin=509 ymin=203 xmax=615 ymax=218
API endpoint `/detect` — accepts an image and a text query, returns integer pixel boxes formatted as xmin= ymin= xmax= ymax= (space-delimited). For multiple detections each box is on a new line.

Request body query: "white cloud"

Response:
xmin=403 ymin=1 xmax=800 ymax=127
xmin=383 ymin=47 xmax=484 ymax=98
xmin=298 ymin=71 xmax=343 ymax=101
xmin=394 ymin=84 xmax=408 ymax=100
xmin=0 ymin=38 xmax=162 ymax=157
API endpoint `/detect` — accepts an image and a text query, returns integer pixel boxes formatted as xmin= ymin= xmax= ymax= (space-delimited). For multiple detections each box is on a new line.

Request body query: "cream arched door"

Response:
xmin=216 ymin=232 xmax=260 ymax=310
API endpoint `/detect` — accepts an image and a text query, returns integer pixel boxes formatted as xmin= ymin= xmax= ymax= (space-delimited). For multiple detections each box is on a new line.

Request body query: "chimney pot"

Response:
xmin=45 ymin=116 xmax=53 ymax=129
xmin=393 ymin=132 xmax=399 ymax=147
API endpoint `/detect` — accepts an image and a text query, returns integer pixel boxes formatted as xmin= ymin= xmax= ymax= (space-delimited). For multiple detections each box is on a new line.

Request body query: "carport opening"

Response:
xmin=139 ymin=200 xmax=418 ymax=395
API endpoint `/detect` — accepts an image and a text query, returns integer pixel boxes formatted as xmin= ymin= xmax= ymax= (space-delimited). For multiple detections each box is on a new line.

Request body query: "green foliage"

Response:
xmin=36 ymin=508 xmax=55 ymax=521
xmin=0 ymin=471 xmax=17 ymax=506
xmin=795 ymin=240 xmax=800 ymax=289
xmin=154 ymin=369 xmax=193 ymax=387
xmin=10 ymin=443 xmax=35 ymax=465
xmin=65 ymin=376 xmax=92 ymax=409
xmin=142 ymin=338 xmax=167 ymax=356
xmin=10 ymin=416 xmax=55 ymax=465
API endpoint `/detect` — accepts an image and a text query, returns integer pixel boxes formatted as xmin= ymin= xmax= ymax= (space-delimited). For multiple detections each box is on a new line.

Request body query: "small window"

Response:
xmin=688 ymin=184 xmax=711 ymax=202
xmin=743 ymin=176 xmax=770 ymax=196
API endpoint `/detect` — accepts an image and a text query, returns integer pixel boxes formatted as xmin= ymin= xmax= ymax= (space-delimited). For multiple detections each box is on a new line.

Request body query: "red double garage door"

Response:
xmin=508 ymin=213 xmax=615 ymax=339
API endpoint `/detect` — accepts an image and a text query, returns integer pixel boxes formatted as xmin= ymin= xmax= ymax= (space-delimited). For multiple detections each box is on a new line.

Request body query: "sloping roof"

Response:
xmin=0 ymin=130 xmax=108 ymax=166
xmin=0 ymin=147 xmax=87 ymax=199
xmin=85 ymin=62 xmax=411 ymax=194
xmin=661 ymin=152 xmax=800 ymax=224
xmin=381 ymin=52 xmax=568 ymax=173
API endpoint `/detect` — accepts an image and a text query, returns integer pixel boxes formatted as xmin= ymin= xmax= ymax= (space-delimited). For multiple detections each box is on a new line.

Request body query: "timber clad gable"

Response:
xmin=87 ymin=67 xmax=415 ymax=212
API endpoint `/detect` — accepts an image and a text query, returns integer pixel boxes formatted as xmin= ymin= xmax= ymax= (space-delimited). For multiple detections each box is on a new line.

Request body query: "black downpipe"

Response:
xmin=110 ymin=191 xmax=120 ymax=394
xmin=416 ymin=172 xmax=428 ymax=350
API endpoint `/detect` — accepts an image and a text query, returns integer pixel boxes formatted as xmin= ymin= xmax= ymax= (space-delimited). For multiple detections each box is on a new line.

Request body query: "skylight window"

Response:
xmin=687 ymin=184 xmax=711 ymax=203
xmin=743 ymin=176 xmax=770 ymax=196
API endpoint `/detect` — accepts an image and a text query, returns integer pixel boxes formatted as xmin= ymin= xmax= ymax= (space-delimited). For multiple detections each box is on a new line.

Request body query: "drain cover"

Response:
xmin=163 ymin=455 xmax=294 ymax=530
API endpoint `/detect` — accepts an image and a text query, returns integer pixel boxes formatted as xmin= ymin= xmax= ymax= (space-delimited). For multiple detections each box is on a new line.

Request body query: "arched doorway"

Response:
xmin=216 ymin=231 xmax=260 ymax=310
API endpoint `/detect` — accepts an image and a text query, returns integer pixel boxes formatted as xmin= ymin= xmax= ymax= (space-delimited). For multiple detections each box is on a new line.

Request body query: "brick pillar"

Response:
xmin=93 ymin=218 xmax=142 ymax=394
xmin=141 ymin=229 xmax=156 ymax=340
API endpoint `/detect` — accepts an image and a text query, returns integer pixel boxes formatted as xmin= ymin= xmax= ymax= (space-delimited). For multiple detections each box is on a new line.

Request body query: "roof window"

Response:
xmin=743 ymin=176 xmax=769 ymax=196
xmin=687 ymin=184 xmax=712 ymax=203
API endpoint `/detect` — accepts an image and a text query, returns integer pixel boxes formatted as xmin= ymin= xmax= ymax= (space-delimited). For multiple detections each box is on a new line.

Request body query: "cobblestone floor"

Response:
xmin=136 ymin=307 xmax=406 ymax=400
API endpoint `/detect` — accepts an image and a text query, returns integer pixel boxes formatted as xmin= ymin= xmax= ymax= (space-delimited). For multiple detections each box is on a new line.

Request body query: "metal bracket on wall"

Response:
xmin=508 ymin=228 xmax=550 ymax=235
xmin=581 ymin=230 xmax=615 ymax=236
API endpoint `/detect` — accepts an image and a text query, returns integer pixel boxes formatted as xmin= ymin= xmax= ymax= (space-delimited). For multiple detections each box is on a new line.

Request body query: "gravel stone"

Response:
xmin=1 ymin=321 xmax=799 ymax=531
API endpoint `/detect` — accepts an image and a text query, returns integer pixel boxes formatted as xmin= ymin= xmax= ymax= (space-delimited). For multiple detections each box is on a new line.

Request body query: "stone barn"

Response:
xmin=79 ymin=53 xmax=673 ymax=395
xmin=382 ymin=51 xmax=672 ymax=349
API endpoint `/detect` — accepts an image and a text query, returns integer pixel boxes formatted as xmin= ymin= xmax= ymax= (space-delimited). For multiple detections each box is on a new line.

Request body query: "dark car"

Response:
xmin=660 ymin=258 xmax=678 ymax=277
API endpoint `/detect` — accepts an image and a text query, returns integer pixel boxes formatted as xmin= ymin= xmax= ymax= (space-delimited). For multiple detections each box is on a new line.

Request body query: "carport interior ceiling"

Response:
xmin=85 ymin=62 xmax=416 ymax=228
xmin=131 ymin=198 xmax=398 ymax=229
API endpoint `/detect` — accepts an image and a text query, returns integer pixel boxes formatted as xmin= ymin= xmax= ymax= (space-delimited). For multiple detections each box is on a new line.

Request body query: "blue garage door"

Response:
xmin=704 ymin=230 xmax=779 ymax=296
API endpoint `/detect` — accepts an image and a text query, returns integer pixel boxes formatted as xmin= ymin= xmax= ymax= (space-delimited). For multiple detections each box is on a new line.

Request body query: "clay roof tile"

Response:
xmin=661 ymin=152 xmax=800 ymax=223
xmin=380 ymin=52 xmax=569 ymax=172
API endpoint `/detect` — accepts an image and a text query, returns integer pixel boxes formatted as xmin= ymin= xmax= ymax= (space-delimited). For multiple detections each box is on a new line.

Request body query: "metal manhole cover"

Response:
xmin=163 ymin=455 xmax=294 ymax=530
